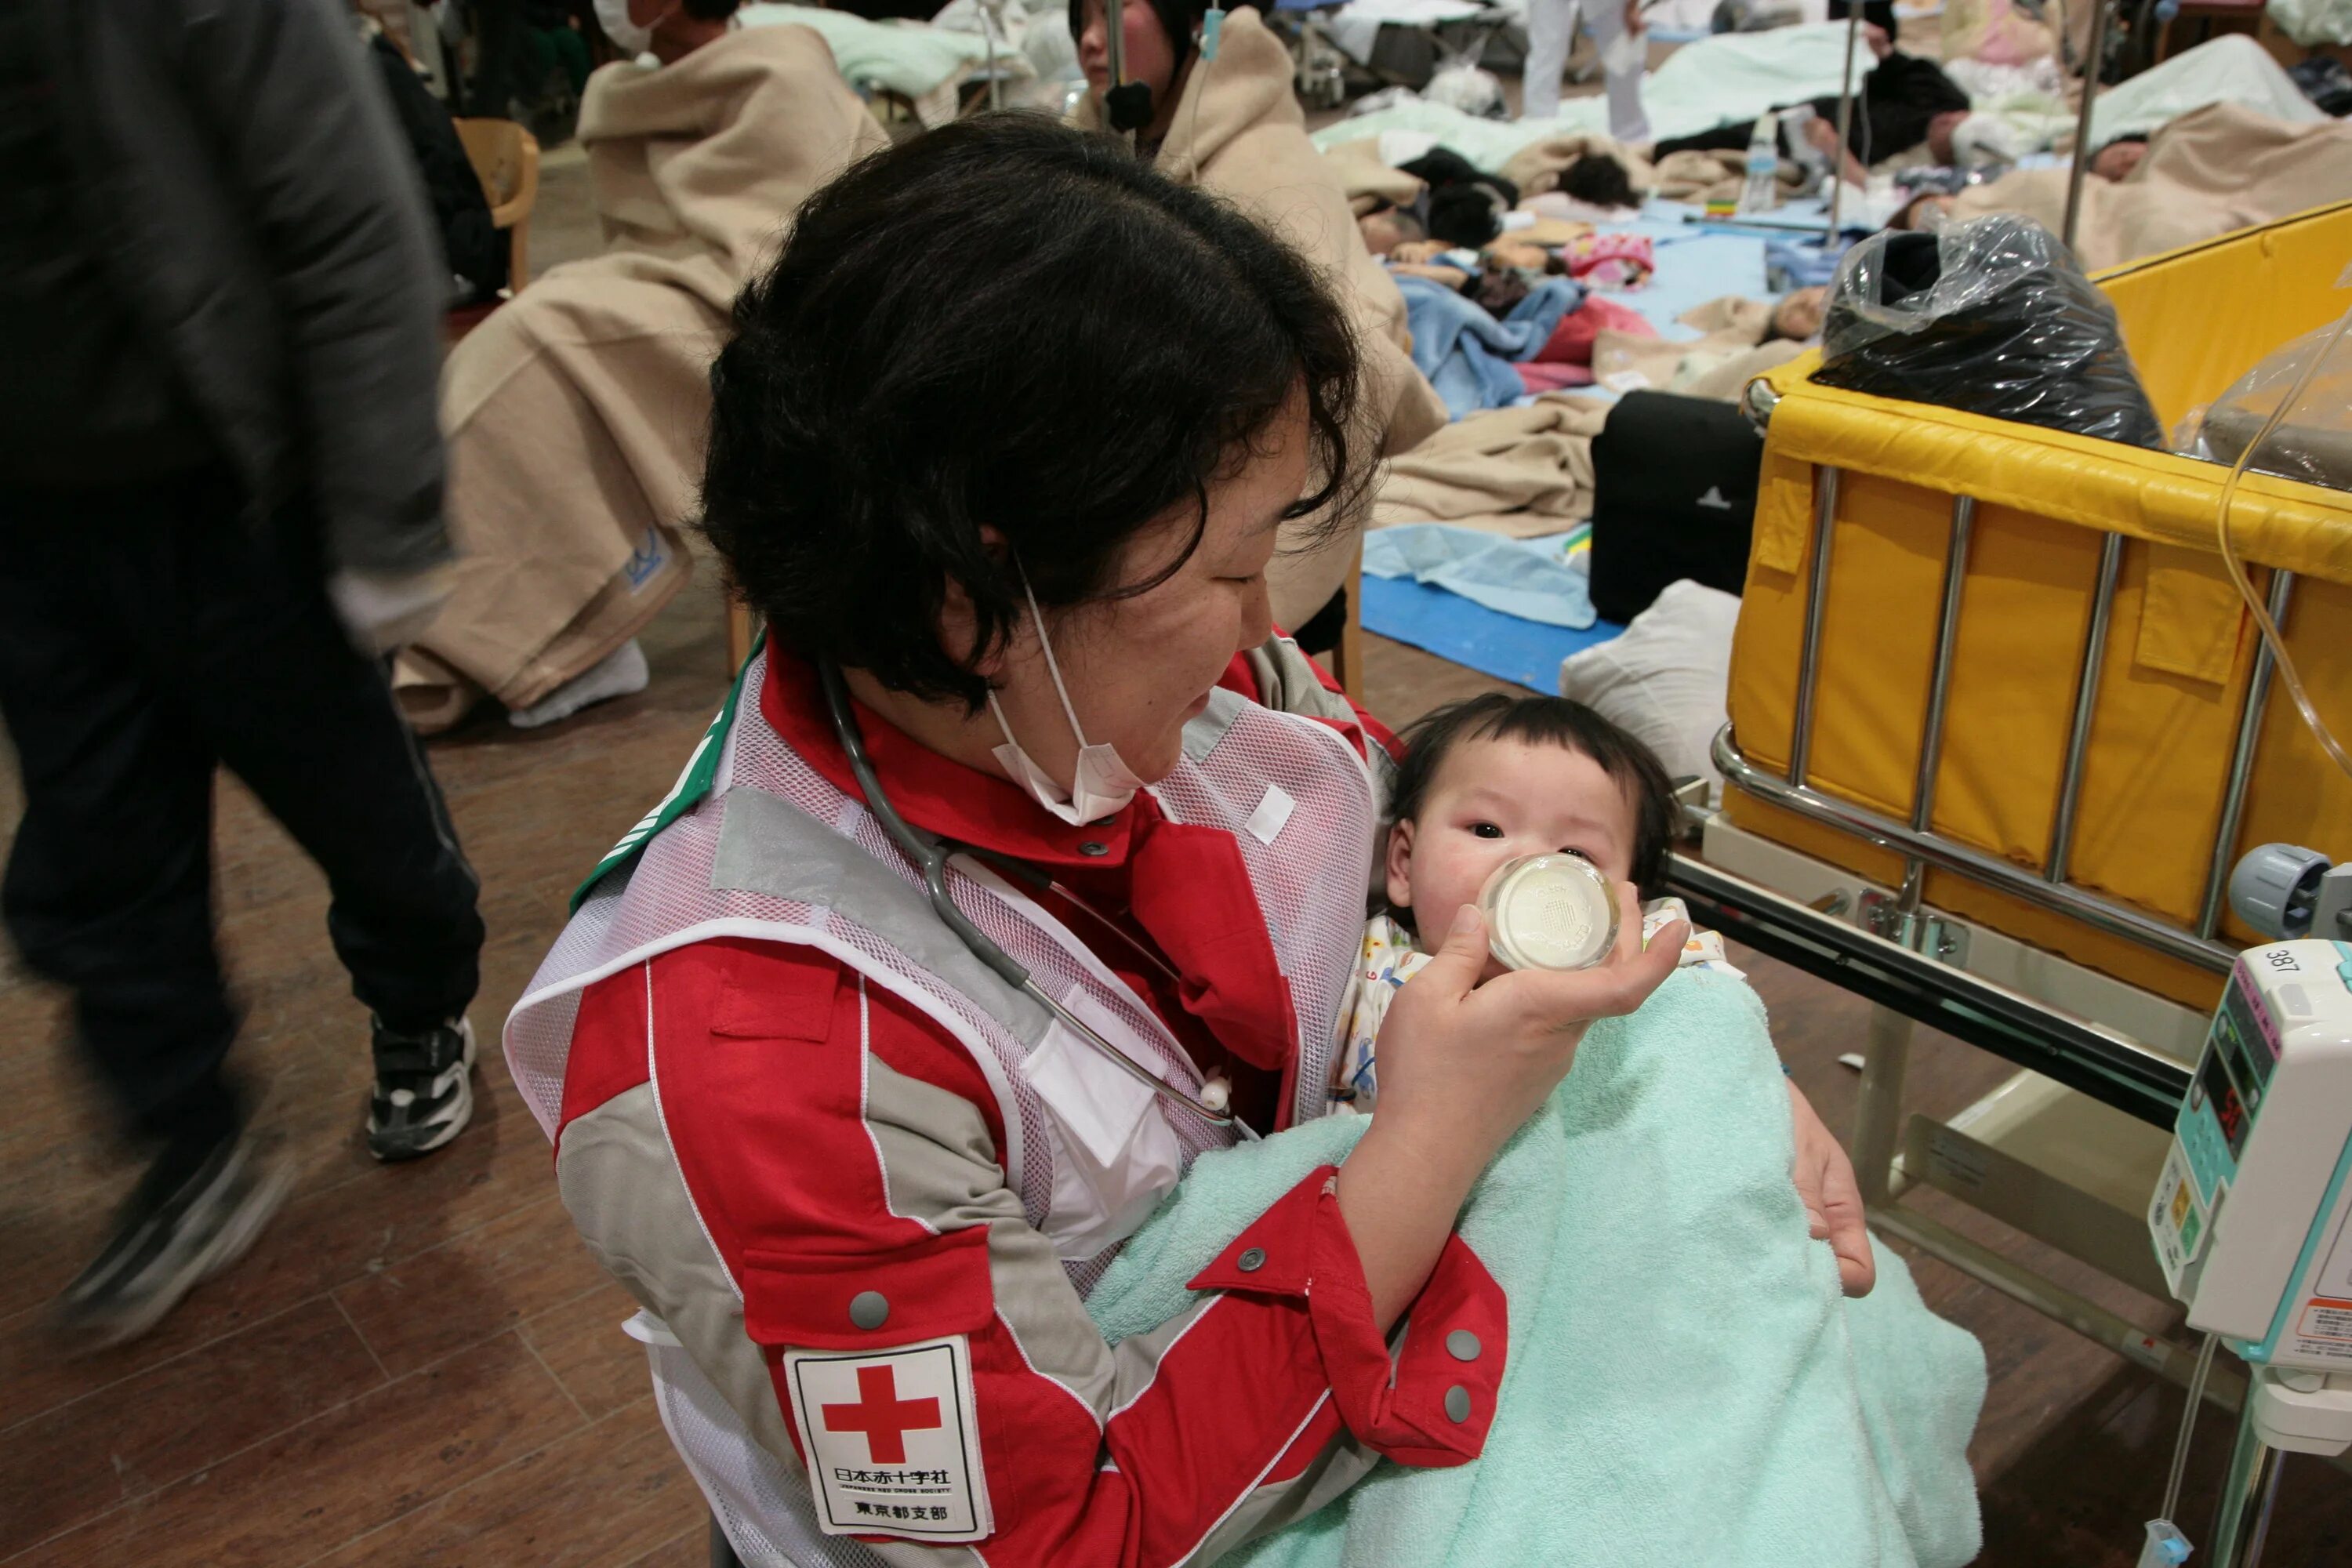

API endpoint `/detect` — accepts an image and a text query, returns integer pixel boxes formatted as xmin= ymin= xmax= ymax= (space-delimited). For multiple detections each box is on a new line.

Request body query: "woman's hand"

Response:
xmin=1374 ymin=884 xmax=1683 ymax=1167
xmin=1789 ymin=1082 xmax=1875 ymax=1295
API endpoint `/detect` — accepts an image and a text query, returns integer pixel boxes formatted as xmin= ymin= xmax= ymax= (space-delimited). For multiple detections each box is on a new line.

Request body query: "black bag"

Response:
xmin=1588 ymin=391 xmax=1762 ymax=623
xmin=1813 ymin=215 xmax=2165 ymax=449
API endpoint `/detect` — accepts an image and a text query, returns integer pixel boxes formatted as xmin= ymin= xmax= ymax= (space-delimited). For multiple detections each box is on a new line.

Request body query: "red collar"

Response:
xmin=759 ymin=641 xmax=1142 ymax=869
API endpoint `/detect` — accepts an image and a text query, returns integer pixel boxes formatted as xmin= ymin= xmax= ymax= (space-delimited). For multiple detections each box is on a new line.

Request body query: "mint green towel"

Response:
xmin=1086 ymin=970 xmax=1987 ymax=1568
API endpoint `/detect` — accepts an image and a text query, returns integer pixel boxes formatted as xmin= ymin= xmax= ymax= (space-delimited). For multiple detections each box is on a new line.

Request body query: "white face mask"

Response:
xmin=988 ymin=572 xmax=1146 ymax=827
xmin=593 ymin=0 xmax=658 ymax=56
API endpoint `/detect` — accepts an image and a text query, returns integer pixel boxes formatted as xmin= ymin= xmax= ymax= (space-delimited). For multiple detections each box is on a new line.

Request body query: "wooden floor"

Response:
xmin=5 ymin=562 xmax=2347 ymax=1564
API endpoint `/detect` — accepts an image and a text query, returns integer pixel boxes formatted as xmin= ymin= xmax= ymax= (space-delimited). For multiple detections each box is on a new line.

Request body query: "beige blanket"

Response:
xmin=1322 ymin=136 xmax=1427 ymax=216
xmin=1594 ymin=295 xmax=1806 ymax=401
xmin=1372 ymin=395 xmax=1612 ymax=537
xmin=1373 ymin=297 xmax=1796 ymax=537
xmin=1951 ymin=103 xmax=2352 ymax=273
xmin=1500 ymin=134 xmax=1656 ymax=200
xmin=1079 ymin=12 xmax=1448 ymax=627
xmin=1651 ymin=148 xmax=1812 ymax=207
xmin=395 ymin=27 xmax=887 ymax=731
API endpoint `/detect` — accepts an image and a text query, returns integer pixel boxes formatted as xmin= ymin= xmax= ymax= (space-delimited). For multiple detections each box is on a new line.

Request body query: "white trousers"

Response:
xmin=1521 ymin=0 xmax=1652 ymax=142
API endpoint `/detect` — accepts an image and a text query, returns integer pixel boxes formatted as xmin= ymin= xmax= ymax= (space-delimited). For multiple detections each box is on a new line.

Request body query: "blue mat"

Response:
xmin=1600 ymin=220 xmax=1776 ymax=336
xmin=1361 ymin=573 xmax=1625 ymax=691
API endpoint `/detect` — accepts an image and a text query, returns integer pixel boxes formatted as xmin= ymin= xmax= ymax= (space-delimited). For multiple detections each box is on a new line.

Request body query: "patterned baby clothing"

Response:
xmin=1330 ymin=898 xmax=1741 ymax=1114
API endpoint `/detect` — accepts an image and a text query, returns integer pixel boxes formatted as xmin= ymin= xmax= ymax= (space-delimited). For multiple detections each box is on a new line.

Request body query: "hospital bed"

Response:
xmin=1664 ymin=198 xmax=2352 ymax=1562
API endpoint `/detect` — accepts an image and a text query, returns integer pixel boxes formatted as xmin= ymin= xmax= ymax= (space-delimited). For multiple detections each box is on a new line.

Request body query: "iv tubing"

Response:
xmin=2161 ymin=1332 xmax=2220 ymax=1526
xmin=2212 ymin=305 xmax=2352 ymax=784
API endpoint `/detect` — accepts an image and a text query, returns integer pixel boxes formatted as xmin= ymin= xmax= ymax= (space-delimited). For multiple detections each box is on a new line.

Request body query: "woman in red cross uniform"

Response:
xmin=515 ymin=116 xmax=1871 ymax=1566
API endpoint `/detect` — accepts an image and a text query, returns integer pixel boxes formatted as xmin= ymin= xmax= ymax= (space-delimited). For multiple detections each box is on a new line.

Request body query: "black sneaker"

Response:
xmin=56 ymin=1127 xmax=291 ymax=1352
xmin=366 ymin=1014 xmax=477 ymax=1162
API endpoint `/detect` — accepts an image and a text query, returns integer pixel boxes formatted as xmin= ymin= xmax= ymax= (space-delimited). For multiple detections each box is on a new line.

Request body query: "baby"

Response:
xmin=1334 ymin=693 xmax=1736 ymax=1112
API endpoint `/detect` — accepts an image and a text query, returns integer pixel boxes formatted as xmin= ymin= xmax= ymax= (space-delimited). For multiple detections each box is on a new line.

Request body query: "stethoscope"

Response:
xmin=818 ymin=660 xmax=1261 ymax=1142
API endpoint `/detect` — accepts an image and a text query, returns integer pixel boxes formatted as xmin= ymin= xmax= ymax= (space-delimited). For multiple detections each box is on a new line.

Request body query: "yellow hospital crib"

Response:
xmin=1680 ymin=201 xmax=2352 ymax=1410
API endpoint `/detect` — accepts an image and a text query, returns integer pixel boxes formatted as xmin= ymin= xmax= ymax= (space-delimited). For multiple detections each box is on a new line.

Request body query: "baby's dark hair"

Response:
xmin=1388 ymin=693 xmax=1679 ymax=897
xmin=1559 ymin=153 xmax=1638 ymax=210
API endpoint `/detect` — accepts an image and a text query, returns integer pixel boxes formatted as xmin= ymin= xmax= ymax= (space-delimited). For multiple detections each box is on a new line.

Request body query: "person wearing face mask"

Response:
xmin=1067 ymin=0 xmax=1446 ymax=641
xmin=513 ymin=117 xmax=1872 ymax=1567
xmin=590 ymin=0 xmax=731 ymax=60
xmin=391 ymin=0 xmax=888 ymax=732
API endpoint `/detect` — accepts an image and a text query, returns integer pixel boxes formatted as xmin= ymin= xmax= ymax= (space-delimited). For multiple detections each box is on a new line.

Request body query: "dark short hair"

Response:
xmin=1559 ymin=153 xmax=1636 ymax=210
xmin=682 ymin=0 xmax=742 ymax=20
xmin=1388 ymin=694 xmax=1679 ymax=898
xmin=700 ymin=115 xmax=1363 ymax=710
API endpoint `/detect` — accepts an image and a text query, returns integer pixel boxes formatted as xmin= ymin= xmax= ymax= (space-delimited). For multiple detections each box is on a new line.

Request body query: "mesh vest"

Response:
xmin=503 ymin=652 xmax=1380 ymax=1563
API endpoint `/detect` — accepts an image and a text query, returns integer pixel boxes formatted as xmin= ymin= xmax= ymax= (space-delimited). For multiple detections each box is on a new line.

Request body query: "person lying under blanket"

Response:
xmin=1894 ymin=102 xmax=2352 ymax=270
xmin=1650 ymin=23 xmax=1998 ymax=183
xmin=1082 ymin=694 xmax=1990 ymax=1568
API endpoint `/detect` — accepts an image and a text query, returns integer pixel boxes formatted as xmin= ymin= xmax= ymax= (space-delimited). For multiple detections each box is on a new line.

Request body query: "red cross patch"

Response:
xmin=783 ymin=1336 xmax=993 ymax=1541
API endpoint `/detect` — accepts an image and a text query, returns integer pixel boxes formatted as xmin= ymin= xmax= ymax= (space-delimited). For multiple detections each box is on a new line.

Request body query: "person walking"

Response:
xmin=0 ymin=0 xmax=486 ymax=1349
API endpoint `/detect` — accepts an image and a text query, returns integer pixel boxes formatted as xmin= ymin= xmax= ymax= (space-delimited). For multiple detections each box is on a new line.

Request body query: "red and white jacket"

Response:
xmin=506 ymin=641 xmax=1508 ymax=1567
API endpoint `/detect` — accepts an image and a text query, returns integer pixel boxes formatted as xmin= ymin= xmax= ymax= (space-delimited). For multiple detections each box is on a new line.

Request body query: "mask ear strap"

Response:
xmin=985 ymin=689 xmax=1022 ymax=750
xmin=1014 ymin=561 xmax=1094 ymax=748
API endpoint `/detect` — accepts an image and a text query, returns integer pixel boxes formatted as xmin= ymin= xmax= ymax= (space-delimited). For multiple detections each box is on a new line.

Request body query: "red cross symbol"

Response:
xmin=822 ymin=1364 xmax=943 ymax=1465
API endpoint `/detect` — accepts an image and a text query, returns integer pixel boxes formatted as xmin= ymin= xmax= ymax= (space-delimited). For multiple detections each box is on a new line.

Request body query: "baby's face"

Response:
xmin=2093 ymin=141 xmax=2148 ymax=182
xmin=1772 ymin=285 xmax=1828 ymax=342
xmin=1359 ymin=210 xmax=1410 ymax=256
xmin=1385 ymin=737 xmax=1638 ymax=976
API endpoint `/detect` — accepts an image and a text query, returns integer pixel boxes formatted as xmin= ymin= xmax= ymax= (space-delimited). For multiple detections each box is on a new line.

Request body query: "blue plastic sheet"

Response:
xmin=1397 ymin=276 xmax=1584 ymax=419
xmin=1362 ymin=524 xmax=1597 ymax=628
xmin=1359 ymin=574 xmax=1626 ymax=691
xmin=1613 ymin=226 xmax=1773 ymax=334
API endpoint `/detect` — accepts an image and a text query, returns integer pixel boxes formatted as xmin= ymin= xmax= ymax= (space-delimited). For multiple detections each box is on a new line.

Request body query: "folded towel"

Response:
xmin=1361 ymin=523 xmax=1598 ymax=630
xmin=1085 ymin=968 xmax=1987 ymax=1568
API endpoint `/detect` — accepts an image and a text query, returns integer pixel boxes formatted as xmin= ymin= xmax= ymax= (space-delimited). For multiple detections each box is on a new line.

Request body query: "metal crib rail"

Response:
xmin=1664 ymin=852 xmax=2190 ymax=1124
xmin=1716 ymin=468 xmax=2292 ymax=982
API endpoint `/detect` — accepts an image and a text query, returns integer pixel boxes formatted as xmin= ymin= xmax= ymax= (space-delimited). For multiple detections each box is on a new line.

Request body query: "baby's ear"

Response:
xmin=1382 ymin=818 xmax=1416 ymax=913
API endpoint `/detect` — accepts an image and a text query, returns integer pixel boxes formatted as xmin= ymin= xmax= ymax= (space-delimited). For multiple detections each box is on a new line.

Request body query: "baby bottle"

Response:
xmin=1475 ymin=853 xmax=1621 ymax=971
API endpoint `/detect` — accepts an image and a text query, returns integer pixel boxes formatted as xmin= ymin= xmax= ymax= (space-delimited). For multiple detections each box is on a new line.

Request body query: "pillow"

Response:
xmin=1559 ymin=579 xmax=1740 ymax=785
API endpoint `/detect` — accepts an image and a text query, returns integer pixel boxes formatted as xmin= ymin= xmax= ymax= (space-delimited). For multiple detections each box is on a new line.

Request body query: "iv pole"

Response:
xmin=1821 ymin=2 xmax=1864 ymax=245
xmin=981 ymin=0 xmax=1003 ymax=110
xmin=2060 ymin=0 xmax=2112 ymax=253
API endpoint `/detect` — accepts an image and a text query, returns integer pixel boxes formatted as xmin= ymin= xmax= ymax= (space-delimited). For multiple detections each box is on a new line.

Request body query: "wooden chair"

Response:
xmin=726 ymin=599 xmax=760 ymax=675
xmin=1333 ymin=570 xmax=1367 ymax=706
xmin=452 ymin=116 xmax=541 ymax=297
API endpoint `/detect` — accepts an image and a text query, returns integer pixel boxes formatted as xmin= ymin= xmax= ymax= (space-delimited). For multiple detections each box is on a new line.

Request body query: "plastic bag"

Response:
xmin=1425 ymin=59 xmax=1505 ymax=119
xmin=2174 ymin=317 xmax=2352 ymax=493
xmin=1814 ymin=214 xmax=2166 ymax=449
xmin=1420 ymin=30 xmax=1506 ymax=118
